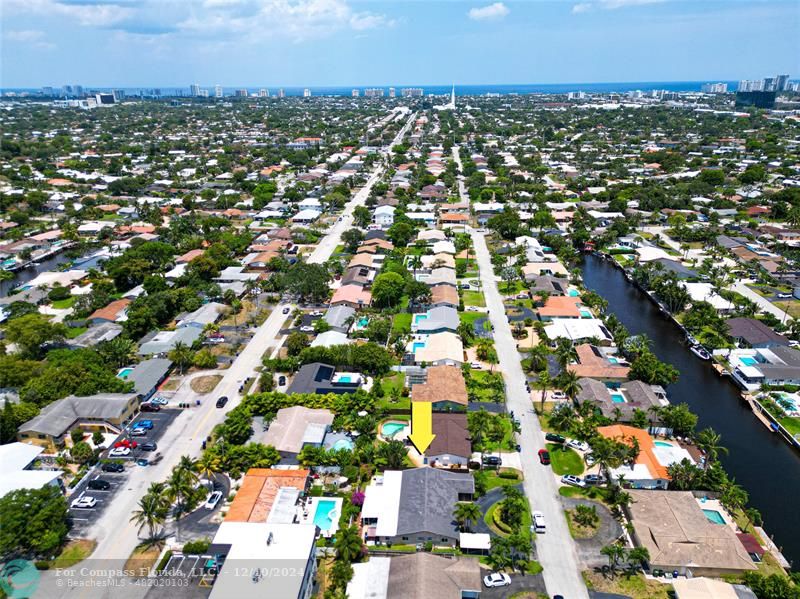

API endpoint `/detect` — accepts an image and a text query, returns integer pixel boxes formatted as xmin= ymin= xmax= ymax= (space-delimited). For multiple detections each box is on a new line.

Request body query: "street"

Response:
xmin=35 ymin=111 xmax=418 ymax=599
xmin=454 ymin=145 xmax=589 ymax=599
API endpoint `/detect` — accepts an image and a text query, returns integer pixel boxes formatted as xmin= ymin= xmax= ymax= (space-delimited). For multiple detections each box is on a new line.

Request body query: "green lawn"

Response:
xmin=546 ymin=444 xmax=584 ymax=476
xmin=51 ymin=297 xmax=76 ymax=309
xmin=479 ymin=469 xmax=523 ymax=491
xmin=392 ymin=312 xmax=412 ymax=336
xmin=462 ymin=291 xmax=486 ymax=307
xmin=377 ymin=373 xmax=409 ymax=411
xmin=65 ymin=326 xmax=88 ymax=339
xmin=466 ymin=370 xmax=505 ymax=402
xmin=459 ymin=311 xmax=484 ymax=327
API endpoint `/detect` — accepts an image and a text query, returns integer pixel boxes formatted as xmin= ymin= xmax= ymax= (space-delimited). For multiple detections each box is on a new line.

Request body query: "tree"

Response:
xmin=696 ymin=427 xmax=728 ymax=471
xmin=371 ymin=272 xmax=406 ymax=308
xmin=536 ymin=369 xmax=552 ymax=413
xmin=5 ymin=314 xmax=67 ymax=359
xmin=659 ymin=403 xmax=698 ymax=436
xmin=353 ymin=205 xmax=371 ymax=229
xmin=387 ymin=222 xmax=414 ymax=247
xmin=333 ymin=526 xmax=363 ymax=563
xmin=377 ymin=440 xmax=407 ymax=469
xmin=600 ymin=543 xmax=627 ymax=574
xmin=286 ymin=331 xmax=311 ymax=356
xmin=168 ymin=341 xmax=194 ymax=375
xmin=487 ymin=207 xmax=522 ymax=240
xmin=341 ymin=228 xmax=364 ymax=253
xmin=329 ymin=559 xmax=354 ymax=592
xmin=70 ymin=441 xmax=93 ymax=464
xmin=220 ymin=405 xmax=253 ymax=445
xmin=573 ymin=504 xmax=599 ymax=527
xmin=130 ymin=489 xmax=169 ymax=540
xmin=284 ymin=262 xmax=331 ymax=303
xmin=560 ymin=369 xmax=581 ymax=402
xmin=629 ymin=350 xmax=679 ymax=387
xmin=0 ymin=486 xmax=69 ymax=558
xmin=166 ymin=457 xmax=199 ymax=542
xmin=453 ymin=501 xmax=482 ymax=532
xmin=627 ymin=546 xmax=650 ymax=571
xmin=97 ymin=337 xmax=136 ymax=369
xmin=92 ymin=429 xmax=105 ymax=446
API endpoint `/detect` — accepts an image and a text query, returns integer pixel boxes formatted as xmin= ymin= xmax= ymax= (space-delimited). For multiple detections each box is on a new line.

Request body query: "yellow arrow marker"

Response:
xmin=409 ymin=401 xmax=436 ymax=455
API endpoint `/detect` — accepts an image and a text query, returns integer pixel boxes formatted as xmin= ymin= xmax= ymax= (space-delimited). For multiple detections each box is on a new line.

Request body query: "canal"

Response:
xmin=0 ymin=252 xmax=74 ymax=297
xmin=582 ymin=254 xmax=800 ymax=568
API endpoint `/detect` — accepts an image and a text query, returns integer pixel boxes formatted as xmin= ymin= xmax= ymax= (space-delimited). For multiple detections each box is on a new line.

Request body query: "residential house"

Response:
xmin=374 ymin=205 xmax=396 ymax=227
xmin=176 ymin=302 xmax=226 ymax=329
xmin=530 ymin=275 xmax=569 ymax=297
xmin=430 ymin=285 xmax=459 ymax=309
xmin=427 ymin=413 xmax=471 ymax=467
xmin=361 ymin=468 xmax=474 ymax=546
xmin=536 ymin=296 xmax=585 ymax=321
xmin=411 ymin=306 xmax=459 ymax=334
xmin=138 ymin=327 xmax=202 ymax=355
xmin=225 ymin=468 xmax=310 ymax=523
xmin=726 ymin=318 xmax=790 ymax=349
xmin=544 ymin=319 xmax=613 ymax=345
xmin=330 ymin=285 xmax=372 ymax=309
xmin=262 ymin=406 xmax=334 ymax=461
xmin=0 ymin=443 xmax=63 ymax=497
xmin=411 ymin=365 xmax=468 ymax=411
xmin=728 ymin=345 xmax=800 ymax=390
xmin=522 ymin=261 xmax=569 ymax=280
xmin=118 ymin=358 xmax=172 ymax=401
xmin=286 ymin=363 xmax=362 ymax=395
xmin=88 ymin=298 xmax=130 ymax=325
xmin=568 ymin=344 xmax=630 ymax=381
xmin=577 ymin=379 xmax=668 ymax=422
xmin=408 ymin=332 xmax=464 ymax=366
xmin=323 ymin=305 xmax=355 ymax=333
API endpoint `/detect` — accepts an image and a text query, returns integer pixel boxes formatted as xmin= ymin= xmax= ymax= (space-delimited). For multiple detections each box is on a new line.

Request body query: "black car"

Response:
xmin=101 ymin=462 xmax=124 ymax=473
xmin=140 ymin=403 xmax=160 ymax=412
xmin=216 ymin=396 xmax=229 ymax=408
xmin=482 ymin=455 xmax=502 ymax=467
xmin=545 ymin=433 xmax=566 ymax=444
xmin=87 ymin=478 xmax=111 ymax=490
xmin=140 ymin=442 xmax=158 ymax=452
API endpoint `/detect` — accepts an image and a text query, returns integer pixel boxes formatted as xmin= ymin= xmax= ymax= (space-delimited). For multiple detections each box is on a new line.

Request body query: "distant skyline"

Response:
xmin=2 ymin=0 xmax=798 ymax=88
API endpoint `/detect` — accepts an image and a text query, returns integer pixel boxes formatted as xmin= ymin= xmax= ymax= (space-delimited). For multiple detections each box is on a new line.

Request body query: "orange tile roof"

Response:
xmin=598 ymin=425 xmax=670 ymax=480
xmin=89 ymin=298 xmax=131 ymax=322
xmin=176 ymin=249 xmax=205 ymax=263
xmin=225 ymin=468 xmax=310 ymax=523
xmin=537 ymin=296 xmax=584 ymax=318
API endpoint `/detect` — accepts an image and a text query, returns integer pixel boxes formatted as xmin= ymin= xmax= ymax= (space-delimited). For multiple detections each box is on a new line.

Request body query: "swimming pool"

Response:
xmin=579 ymin=309 xmax=593 ymax=318
xmin=358 ymin=317 xmax=369 ymax=327
xmin=118 ymin=368 xmax=134 ymax=379
xmin=337 ymin=375 xmax=352 ymax=383
xmin=381 ymin=422 xmax=408 ymax=437
xmin=608 ymin=357 xmax=619 ymax=364
xmin=313 ymin=500 xmax=338 ymax=531
xmin=703 ymin=509 xmax=726 ymax=525
xmin=414 ymin=314 xmax=429 ymax=324
xmin=568 ymin=289 xmax=580 ymax=297
xmin=739 ymin=356 xmax=758 ymax=367
xmin=412 ymin=342 xmax=426 ymax=352
xmin=610 ymin=393 xmax=626 ymax=404
xmin=654 ymin=441 xmax=674 ymax=448
xmin=331 ymin=438 xmax=354 ymax=451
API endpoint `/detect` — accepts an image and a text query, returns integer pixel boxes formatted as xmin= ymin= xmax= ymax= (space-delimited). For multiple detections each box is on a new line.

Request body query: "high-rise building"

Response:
xmin=234 ymin=89 xmax=248 ymax=97
xmin=738 ymin=80 xmax=763 ymax=92
xmin=364 ymin=88 xmax=384 ymax=97
xmin=214 ymin=84 xmax=223 ymax=98
xmin=303 ymin=88 xmax=311 ymax=97
xmin=198 ymin=89 xmax=209 ymax=98
xmin=190 ymin=83 xmax=201 ymax=96
xmin=351 ymin=89 xmax=360 ymax=97
xmin=776 ymin=74 xmax=790 ymax=91
xmin=73 ymin=85 xmax=84 ymax=97
xmin=259 ymin=89 xmax=269 ymax=97
xmin=41 ymin=87 xmax=54 ymax=97
xmin=401 ymin=88 xmax=423 ymax=97
xmin=389 ymin=87 xmax=396 ymax=98
xmin=701 ymin=82 xmax=728 ymax=93
xmin=278 ymin=88 xmax=285 ymax=98
xmin=62 ymin=85 xmax=73 ymax=96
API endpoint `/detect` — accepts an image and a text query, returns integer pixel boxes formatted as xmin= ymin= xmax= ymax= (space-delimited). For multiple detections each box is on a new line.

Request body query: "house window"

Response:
xmin=401 ymin=537 xmax=409 ymax=541
xmin=38 ymin=434 xmax=46 ymax=439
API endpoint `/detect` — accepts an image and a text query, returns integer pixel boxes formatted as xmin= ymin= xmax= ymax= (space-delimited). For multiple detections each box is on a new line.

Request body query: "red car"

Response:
xmin=115 ymin=439 xmax=138 ymax=449
xmin=538 ymin=449 xmax=551 ymax=465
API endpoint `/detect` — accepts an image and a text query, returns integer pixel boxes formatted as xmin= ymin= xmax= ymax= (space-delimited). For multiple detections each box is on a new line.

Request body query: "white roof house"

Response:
xmin=0 ymin=443 xmax=63 ymax=497
xmin=680 ymin=282 xmax=734 ymax=312
xmin=544 ymin=318 xmax=612 ymax=343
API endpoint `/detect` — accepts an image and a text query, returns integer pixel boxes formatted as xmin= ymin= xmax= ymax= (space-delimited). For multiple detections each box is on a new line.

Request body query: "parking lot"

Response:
xmin=68 ymin=409 xmax=180 ymax=535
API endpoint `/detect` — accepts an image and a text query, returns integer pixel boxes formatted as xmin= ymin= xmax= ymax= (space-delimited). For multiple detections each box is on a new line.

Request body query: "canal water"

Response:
xmin=0 ymin=253 xmax=74 ymax=297
xmin=582 ymin=254 xmax=799 ymax=568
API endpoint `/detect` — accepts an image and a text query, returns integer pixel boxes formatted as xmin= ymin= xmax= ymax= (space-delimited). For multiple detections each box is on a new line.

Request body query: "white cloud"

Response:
xmin=572 ymin=0 xmax=667 ymax=13
xmin=5 ymin=29 xmax=56 ymax=49
xmin=349 ymin=12 xmax=395 ymax=31
xmin=571 ymin=3 xmax=592 ymax=14
xmin=4 ymin=0 xmax=132 ymax=26
xmin=468 ymin=2 xmax=509 ymax=21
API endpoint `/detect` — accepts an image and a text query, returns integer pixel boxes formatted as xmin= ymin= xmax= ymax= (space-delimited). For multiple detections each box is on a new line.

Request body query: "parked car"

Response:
xmin=101 ymin=462 xmax=124 ymax=473
xmin=482 ymin=455 xmax=502 ymax=467
xmin=310 ymin=311 xmax=323 ymax=317
xmin=140 ymin=442 xmax=158 ymax=452
xmin=584 ymin=453 xmax=596 ymax=466
xmin=216 ymin=396 xmax=229 ymax=408
xmin=550 ymin=391 xmax=567 ymax=401
xmin=561 ymin=474 xmax=586 ymax=488
xmin=109 ymin=447 xmax=131 ymax=457
xmin=566 ymin=438 xmax=589 ymax=452
xmin=71 ymin=496 xmax=97 ymax=509
xmin=538 ymin=449 xmax=551 ymax=465
xmin=204 ymin=490 xmax=223 ymax=510
xmin=206 ymin=336 xmax=225 ymax=344
xmin=470 ymin=362 xmax=483 ymax=369
xmin=130 ymin=428 xmax=147 ymax=437
xmin=140 ymin=403 xmax=160 ymax=412
xmin=777 ymin=292 xmax=793 ymax=299
xmin=532 ymin=510 xmax=546 ymax=533
xmin=545 ymin=433 xmax=566 ymax=444
xmin=150 ymin=396 xmax=168 ymax=406
xmin=300 ymin=326 xmax=314 ymax=332
xmin=483 ymin=572 xmax=511 ymax=588
xmin=278 ymin=375 xmax=286 ymax=386
xmin=87 ymin=478 xmax=111 ymax=490
xmin=584 ymin=474 xmax=605 ymax=485
xmin=136 ymin=458 xmax=150 ymax=466
xmin=282 ymin=307 xmax=291 ymax=314
xmin=114 ymin=439 xmax=137 ymax=449
xmin=134 ymin=420 xmax=154 ymax=430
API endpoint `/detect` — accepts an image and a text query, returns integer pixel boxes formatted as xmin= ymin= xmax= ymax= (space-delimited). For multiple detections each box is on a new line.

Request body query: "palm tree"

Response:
xmin=627 ymin=547 xmax=650 ymax=572
xmin=168 ymin=341 xmax=193 ymax=375
xmin=453 ymin=502 xmax=482 ymax=532
xmin=130 ymin=489 xmax=169 ymax=540
xmin=535 ymin=369 xmax=551 ymax=413
xmin=195 ymin=452 xmax=221 ymax=482
xmin=409 ymin=255 xmax=422 ymax=278
xmin=99 ymin=337 xmax=136 ymax=368
xmin=559 ymin=369 xmax=581 ymax=403
xmin=555 ymin=342 xmax=577 ymax=369
xmin=334 ymin=526 xmax=363 ymax=563
xmin=600 ymin=543 xmax=627 ymax=575
xmin=695 ymin=427 xmax=728 ymax=471
xmin=377 ymin=440 xmax=407 ymax=469
xmin=166 ymin=457 xmax=199 ymax=542
xmin=548 ymin=403 xmax=576 ymax=433
xmin=527 ymin=343 xmax=549 ymax=373
xmin=468 ymin=408 xmax=492 ymax=463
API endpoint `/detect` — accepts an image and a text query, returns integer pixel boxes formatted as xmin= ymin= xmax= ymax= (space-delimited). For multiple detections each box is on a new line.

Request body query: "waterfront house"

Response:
xmin=568 ymin=344 xmax=630 ymax=381
xmin=726 ymin=318 xmax=790 ymax=349
xmin=577 ymin=378 xmax=668 ymax=422
xmin=625 ymin=490 xmax=757 ymax=577
xmin=361 ymin=468 xmax=474 ymax=546
xmin=727 ymin=346 xmax=800 ymax=391
xmin=544 ymin=318 xmax=613 ymax=345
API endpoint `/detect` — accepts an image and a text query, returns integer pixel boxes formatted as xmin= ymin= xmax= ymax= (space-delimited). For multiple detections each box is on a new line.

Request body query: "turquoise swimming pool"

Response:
xmin=608 ymin=357 xmax=619 ymax=364
xmin=655 ymin=441 xmax=674 ymax=448
xmin=414 ymin=314 xmax=429 ymax=324
xmin=331 ymin=438 xmax=354 ymax=451
xmin=703 ymin=509 xmax=726 ymax=525
xmin=568 ymin=289 xmax=580 ymax=297
xmin=610 ymin=393 xmax=626 ymax=404
xmin=381 ymin=422 xmax=407 ymax=437
xmin=740 ymin=356 xmax=758 ymax=366
xmin=118 ymin=368 xmax=134 ymax=379
xmin=579 ymin=309 xmax=593 ymax=318
xmin=313 ymin=500 xmax=338 ymax=531
xmin=358 ymin=317 xmax=369 ymax=327
xmin=338 ymin=375 xmax=352 ymax=383
xmin=412 ymin=342 xmax=426 ymax=352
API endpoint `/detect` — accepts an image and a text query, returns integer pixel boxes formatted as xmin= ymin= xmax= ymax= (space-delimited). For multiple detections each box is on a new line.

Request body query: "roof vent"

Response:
xmin=266 ymin=532 xmax=274 ymax=546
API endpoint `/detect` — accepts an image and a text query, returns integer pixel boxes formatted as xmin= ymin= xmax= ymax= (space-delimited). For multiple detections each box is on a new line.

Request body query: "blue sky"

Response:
xmin=1 ymin=0 xmax=798 ymax=87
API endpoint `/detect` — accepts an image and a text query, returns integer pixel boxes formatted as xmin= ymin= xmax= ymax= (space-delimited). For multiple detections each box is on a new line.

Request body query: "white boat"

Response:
xmin=690 ymin=345 xmax=711 ymax=360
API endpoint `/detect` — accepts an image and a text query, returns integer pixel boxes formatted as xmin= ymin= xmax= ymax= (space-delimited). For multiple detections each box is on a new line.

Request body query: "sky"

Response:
xmin=1 ymin=0 xmax=799 ymax=88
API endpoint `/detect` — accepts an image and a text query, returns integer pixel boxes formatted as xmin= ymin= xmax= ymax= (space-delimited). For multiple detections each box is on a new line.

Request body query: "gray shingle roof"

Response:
xmin=19 ymin=393 xmax=139 ymax=437
xmin=396 ymin=468 xmax=474 ymax=538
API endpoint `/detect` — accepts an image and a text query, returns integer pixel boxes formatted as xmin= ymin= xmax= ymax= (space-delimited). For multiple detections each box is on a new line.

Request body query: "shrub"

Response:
xmin=183 ymin=539 xmax=211 ymax=555
xmin=498 ymin=469 xmax=520 ymax=480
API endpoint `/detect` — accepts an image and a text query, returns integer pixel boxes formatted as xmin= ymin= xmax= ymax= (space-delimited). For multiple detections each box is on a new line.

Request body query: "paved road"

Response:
xmin=454 ymin=145 xmax=588 ymax=599
xmin=729 ymin=279 xmax=792 ymax=321
xmin=36 ymin=112 xmax=419 ymax=599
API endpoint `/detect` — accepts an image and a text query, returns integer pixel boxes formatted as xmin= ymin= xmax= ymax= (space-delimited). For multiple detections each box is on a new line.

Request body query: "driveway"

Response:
xmin=560 ymin=496 xmax=623 ymax=568
xmin=474 ymin=484 xmax=522 ymax=535
xmin=461 ymin=151 xmax=590 ymax=599
xmin=482 ymin=574 xmax=548 ymax=599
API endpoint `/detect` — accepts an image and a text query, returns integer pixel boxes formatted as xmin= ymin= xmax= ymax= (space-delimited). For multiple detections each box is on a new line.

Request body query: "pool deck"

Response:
xmin=299 ymin=496 xmax=342 ymax=538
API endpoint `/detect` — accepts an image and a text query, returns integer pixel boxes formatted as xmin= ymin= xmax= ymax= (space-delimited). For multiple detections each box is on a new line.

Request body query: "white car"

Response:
xmin=470 ymin=362 xmax=483 ymax=370
xmin=204 ymin=490 xmax=223 ymax=510
xmin=561 ymin=474 xmax=587 ymax=488
xmin=532 ymin=510 xmax=546 ymax=533
xmin=567 ymin=438 xmax=589 ymax=452
xmin=71 ymin=496 xmax=97 ymax=509
xmin=130 ymin=428 xmax=147 ymax=437
xmin=483 ymin=572 xmax=511 ymax=588
xmin=206 ymin=336 xmax=225 ymax=344
xmin=300 ymin=326 xmax=315 ymax=333
xmin=310 ymin=311 xmax=324 ymax=317
xmin=109 ymin=447 xmax=131 ymax=457
xmin=550 ymin=390 xmax=567 ymax=401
